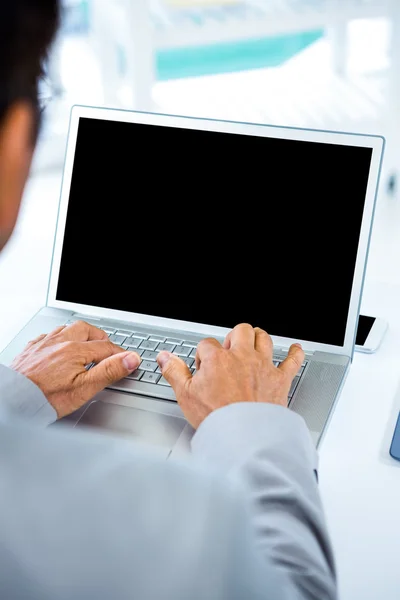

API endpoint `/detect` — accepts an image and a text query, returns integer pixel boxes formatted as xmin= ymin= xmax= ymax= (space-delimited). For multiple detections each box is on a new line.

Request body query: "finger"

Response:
xmin=226 ymin=323 xmax=255 ymax=351
xmin=60 ymin=321 xmax=108 ymax=342
xmin=278 ymin=344 xmax=305 ymax=380
xmin=80 ymin=351 xmax=142 ymax=399
xmin=157 ymin=352 xmax=192 ymax=397
xmin=254 ymin=327 xmax=273 ymax=358
xmin=77 ymin=340 xmax=127 ymax=365
xmin=196 ymin=337 xmax=222 ymax=370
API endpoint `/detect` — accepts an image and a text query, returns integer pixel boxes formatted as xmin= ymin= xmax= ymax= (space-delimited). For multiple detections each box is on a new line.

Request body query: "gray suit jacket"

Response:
xmin=0 ymin=364 xmax=337 ymax=600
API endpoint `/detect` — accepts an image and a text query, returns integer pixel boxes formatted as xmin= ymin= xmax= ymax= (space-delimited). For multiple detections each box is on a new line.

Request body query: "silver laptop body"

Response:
xmin=0 ymin=106 xmax=384 ymax=458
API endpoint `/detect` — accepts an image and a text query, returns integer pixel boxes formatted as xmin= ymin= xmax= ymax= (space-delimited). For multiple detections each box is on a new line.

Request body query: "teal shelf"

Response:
xmin=156 ymin=30 xmax=323 ymax=80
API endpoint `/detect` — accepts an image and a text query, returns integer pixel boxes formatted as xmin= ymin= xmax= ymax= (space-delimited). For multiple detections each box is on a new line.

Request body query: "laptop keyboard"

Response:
xmin=107 ymin=328 xmax=198 ymax=388
xmin=68 ymin=320 xmax=307 ymax=403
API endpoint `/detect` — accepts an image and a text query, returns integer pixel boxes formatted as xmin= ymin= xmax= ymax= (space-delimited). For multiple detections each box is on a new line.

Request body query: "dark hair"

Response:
xmin=0 ymin=1 xmax=59 ymax=131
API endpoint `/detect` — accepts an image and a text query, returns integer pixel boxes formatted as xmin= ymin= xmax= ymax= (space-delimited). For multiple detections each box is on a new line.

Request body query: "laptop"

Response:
xmin=0 ymin=106 xmax=384 ymax=458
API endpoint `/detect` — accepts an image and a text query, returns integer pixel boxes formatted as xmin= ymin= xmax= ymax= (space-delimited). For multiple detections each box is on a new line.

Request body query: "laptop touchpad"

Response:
xmin=76 ymin=401 xmax=187 ymax=458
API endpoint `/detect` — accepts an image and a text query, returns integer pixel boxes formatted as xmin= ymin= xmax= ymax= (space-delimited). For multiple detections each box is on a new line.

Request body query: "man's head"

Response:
xmin=0 ymin=1 xmax=59 ymax=250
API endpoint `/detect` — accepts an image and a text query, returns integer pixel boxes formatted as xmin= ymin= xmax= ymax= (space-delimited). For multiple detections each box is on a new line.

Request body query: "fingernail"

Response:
xmin=123 ymin=353 xmax=140 ymax=372
xmin=157 ymin=351 xmax=172 ymax=370
xmin=294 ymin=343 xmax=302 ymax=349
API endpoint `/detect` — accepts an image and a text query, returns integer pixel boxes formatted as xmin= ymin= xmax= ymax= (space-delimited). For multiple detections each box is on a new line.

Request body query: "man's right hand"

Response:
xmin=157 ymin=324 xmax=304 ymax=430
xmin=11 ymin=321 xmax=141 ymax=419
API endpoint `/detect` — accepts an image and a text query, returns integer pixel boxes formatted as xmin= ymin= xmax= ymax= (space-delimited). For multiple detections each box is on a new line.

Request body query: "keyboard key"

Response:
xmin=158 ymin=377 xmax=171 ymax=387
xmin=184 ymin=358 xmax=194 ymax=368
xmin=123 ymin=348 xmax=144 ymax=357
xmin=149 ymin=335 xmax=166 ymax=342
xmin=133 ymin=331 xmax=149 ymax=339
xmin=166 ymin=338 xmax=183 ymax=345
xmin=126 ymin=369 xmax=144 ymax=381
xmin=189 ymin=348 xmax=197 ymax=359
xmin=190 ymin=368 xmax=196 ymax=375
xmin=141 ymin=361 xmax=158 ymax=373
xmin=109 ymin=334 xmax=126 ymax=345
xmin=125 ymin=337 xmax=142 ymax=349
xmin=142 ymin=351 xmax=158 ymax=361
xmin=116 ymin=329 xmax=134 ymax=336
xmin=139 ymin=340 xmax=158 ymax=351
xmin=156 ymin=366 xmax=162 ymax=374
xmin=122 ymin=348 xmax=144 ymax=357
xmin=288 ymin=377 xmax=300 ymax=398
xmin=297 ymin=365 xmax=305 ymax=378
xmin=173 ymin=346 xmax=191 ymax=358
xmin=157 ymin=343 xmax=175 ymax=353
xmin=182 ymin=340 xmax=198 ymax=348
xmin=142 ymin=372 xmax=161 ymax=384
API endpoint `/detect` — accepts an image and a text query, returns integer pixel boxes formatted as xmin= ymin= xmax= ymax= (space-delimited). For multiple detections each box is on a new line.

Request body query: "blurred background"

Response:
xmin=2 ymin=0 xmax=400 ymax=347
xmin=34 ymin=0 xmax=400 ymax=172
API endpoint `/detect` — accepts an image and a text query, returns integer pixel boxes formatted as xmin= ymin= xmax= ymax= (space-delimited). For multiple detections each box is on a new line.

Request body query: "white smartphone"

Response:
xmin=355 ymin=315 xmax=388 ymax=354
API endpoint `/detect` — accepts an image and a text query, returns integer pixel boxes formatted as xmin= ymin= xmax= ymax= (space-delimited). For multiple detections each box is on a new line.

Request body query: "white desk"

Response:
xmin=320 ymin=279 xmax=400 ymax=600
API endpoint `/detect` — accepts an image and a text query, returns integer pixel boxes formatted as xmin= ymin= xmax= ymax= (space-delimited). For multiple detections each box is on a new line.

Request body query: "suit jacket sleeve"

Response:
xmin=0 ymin=364 xmax=56 ymax=426
xmin=191 ymin=403 xmax=337 ymax=600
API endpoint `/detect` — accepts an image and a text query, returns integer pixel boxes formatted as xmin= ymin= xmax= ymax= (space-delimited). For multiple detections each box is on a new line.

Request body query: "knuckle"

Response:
xmin=198 ymin=338 xmax=218 ymax=353
xmin=237 ymin=323 xmax=253 ymax=332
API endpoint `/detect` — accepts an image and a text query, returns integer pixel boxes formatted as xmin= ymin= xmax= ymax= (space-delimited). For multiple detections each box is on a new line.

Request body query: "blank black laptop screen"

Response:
xmin=56 ymin=117 xmax=373 ymax=346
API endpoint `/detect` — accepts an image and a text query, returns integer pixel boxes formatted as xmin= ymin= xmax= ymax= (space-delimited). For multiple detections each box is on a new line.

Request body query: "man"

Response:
xmin=0 ymin=2 xmax=337 ymax=599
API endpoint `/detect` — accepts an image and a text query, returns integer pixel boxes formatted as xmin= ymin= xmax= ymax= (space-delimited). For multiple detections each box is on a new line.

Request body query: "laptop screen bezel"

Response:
xmin=46 ymin=105 xmax=385 ymax=357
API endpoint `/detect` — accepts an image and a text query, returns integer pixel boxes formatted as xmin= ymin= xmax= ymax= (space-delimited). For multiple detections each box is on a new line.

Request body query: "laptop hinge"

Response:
xmin=72 ymin=312 xmax=101 ymax=322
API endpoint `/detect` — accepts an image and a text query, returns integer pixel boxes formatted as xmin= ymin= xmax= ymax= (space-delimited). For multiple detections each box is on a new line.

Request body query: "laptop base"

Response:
xmin=0 ymin=306 xmax=349 ymax=452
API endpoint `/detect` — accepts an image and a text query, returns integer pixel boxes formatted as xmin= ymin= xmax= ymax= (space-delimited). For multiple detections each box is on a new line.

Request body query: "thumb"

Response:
xmin=157 ymin=352 xmax=192 ymax=396
xmin=84 ymin=351 xmax=141 ymax=398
